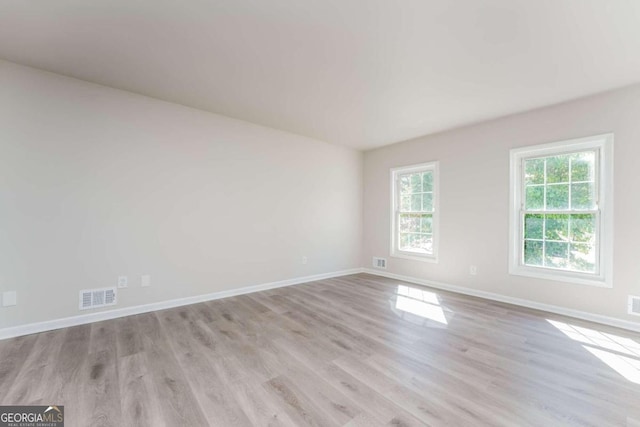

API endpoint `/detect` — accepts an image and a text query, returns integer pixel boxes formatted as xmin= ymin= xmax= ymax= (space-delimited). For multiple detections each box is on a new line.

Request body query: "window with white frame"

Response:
xmin=391 ymin=162 xmax=439 ymax=262
xmin=509 ymin=134 xmax=613 ymax=287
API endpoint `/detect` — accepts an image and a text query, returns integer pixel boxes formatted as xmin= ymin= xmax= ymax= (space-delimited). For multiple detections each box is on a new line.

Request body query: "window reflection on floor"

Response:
xmin=548 ymin=319 xmax=640 ymax=385
xmin=390 ymin=285 xmax=452 ymax=327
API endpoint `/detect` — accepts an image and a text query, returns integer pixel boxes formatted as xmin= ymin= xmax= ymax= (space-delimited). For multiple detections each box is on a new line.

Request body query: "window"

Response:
xmin=509 ymin=134 xmax=613 ymax=287
xmin=390 ymin=161 xmax=439 ymax=262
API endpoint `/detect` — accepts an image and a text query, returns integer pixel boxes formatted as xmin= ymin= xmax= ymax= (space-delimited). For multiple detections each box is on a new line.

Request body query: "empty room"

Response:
xmin=1 ymin=1 xmax=640 ymax=426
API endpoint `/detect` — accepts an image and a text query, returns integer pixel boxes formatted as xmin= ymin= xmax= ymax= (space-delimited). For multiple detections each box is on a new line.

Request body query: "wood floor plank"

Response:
xmin=263 ymin=375 xmax=338 ymax=427
xmin=79 ymin=320 xmax=123 ymax=427
xmin=367 ymin=353 xmax=541 ymax=427
xmin=1 ymin=329 xmax=66 ymax=405
xmin=0 ymin=273 xmax=639 ymax=426
xmin=47 ymin=324 xmax=92 ymax=425
xmin=225 ymin=378 xmax=299 ymax=427
xmin=271 ymin=347 xmax=361 ymax=425
xmin=343 ymin=412 xmax=388 ymax=427
xmin=136 ymin=312 xmax=210 ymax=427
xmin=114 ymin=315 xmax=144 ymax=358
xmin=156 ymin=307 xmax=254 ymax=426
xmin=0 ymin=333 xmax=39 ymax=394
xmin=118 ymin=353 xmax=165 ymax=427
xmin=317 ymin=362 xmax=425 ymax=426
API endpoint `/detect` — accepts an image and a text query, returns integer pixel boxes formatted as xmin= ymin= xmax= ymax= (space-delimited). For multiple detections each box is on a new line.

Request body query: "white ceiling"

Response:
xmin=1 ymin=0 xmax=640 ymax=150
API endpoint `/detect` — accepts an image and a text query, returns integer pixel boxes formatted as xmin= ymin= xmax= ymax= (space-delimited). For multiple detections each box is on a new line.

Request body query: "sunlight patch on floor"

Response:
xmin=547 ymin=319 xmax=640 ymax=385
xmin=390 ymin=285 xmax=451 ymax=326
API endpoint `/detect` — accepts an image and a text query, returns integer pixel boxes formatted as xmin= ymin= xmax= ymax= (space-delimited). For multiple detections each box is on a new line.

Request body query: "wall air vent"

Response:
xmin=373 ymin=257 xmax=387 ymax=269
xmin=628 ymin=296 xmax=640 ymax=316
xmin=79 ymin=287 xmax=117 ymax=310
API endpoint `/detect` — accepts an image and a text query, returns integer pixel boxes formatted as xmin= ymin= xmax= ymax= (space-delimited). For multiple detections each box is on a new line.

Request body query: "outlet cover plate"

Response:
xmin=2 ymin=291 xmax=17 ymax=307
xmin=141 ymin=275 xmax=151 ymax=287
xmin=118 ymin=276 xmax=128 ymax=288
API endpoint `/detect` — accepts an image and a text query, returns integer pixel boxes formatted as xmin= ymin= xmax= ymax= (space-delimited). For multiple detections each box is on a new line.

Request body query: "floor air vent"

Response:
xmin=79 ymin=287 xmax=117 ymax=310
xmin=373 ymin=257 xmax=387 ymax=269
xmin=629 ymin=296 xmax=640 ymax=316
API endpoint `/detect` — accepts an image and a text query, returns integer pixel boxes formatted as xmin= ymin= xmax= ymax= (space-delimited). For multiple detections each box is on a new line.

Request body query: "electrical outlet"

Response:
xmin=470 ymin=265 xmax=478 ymax=275
xmin=141 ymin=274 xmax=151 ymax=287
xmin=2 ymin=291 xmax=17 ymax=307
xmin=117 ymin=276 xmax=128 ymax=288
xmin=302 ymin=256 xmax=308 ymax=265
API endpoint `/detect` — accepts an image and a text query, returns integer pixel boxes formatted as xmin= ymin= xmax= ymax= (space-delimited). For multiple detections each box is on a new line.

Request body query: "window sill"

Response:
xmin=509 ymin=265 xmax=611 ymax=288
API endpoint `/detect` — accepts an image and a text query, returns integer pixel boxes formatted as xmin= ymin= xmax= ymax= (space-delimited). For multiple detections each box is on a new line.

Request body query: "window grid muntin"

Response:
xmin=522 ymin=149 xmax=598 ymax=212
xmin=521 ymin=212 xmax=599 ymax=274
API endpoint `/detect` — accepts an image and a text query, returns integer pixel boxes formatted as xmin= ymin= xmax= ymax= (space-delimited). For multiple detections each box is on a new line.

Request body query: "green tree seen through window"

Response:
xmin=522 ymin=151 xmax=597 ymax=273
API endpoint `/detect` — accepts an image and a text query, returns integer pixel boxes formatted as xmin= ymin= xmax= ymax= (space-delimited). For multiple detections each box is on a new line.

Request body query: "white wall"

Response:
xmin=0 ymin=60 xmax=362 ymax=329
xmin=363 ymin=84 xmax=640 ymax=324
xmin=3 ymin=57 xmax=638 ymax=332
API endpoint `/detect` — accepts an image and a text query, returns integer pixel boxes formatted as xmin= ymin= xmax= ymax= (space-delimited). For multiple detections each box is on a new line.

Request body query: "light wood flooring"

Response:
xmin=1 ymin=273 xmax=639 ymax=426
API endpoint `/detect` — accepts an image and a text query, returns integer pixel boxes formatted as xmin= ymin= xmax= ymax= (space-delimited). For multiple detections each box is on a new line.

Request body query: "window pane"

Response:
xmin=524 ymin=214 xmax=543 ymax=239
xmin=546 ymin=184 xmax=569 ymax=210
xmin=400 ymin=195 xmax=411 ymax=211
xmin=410 ymin=233 xmax=433 ymax=254
xmin=400 ymin=233 xmax=410 ymax=250
xmin=399 ymin=214 xmax=421 ymax=233
xmin=570 ymin=214 xmax=596 ymax=243
xmin=525 ymin=186 xmax=544 ymax=210
xmin=422 ymin=193 xmax=433 ymax=211
xmin=422 ymin=172 xmax=433 ymax=192
xmin=544 ymin=241 xmax=569 ymax=268
xmin=411 ymin=233 xmax=423 ymax=248
xmin=570 ymin=243 xmax=596 ymax=273
xmin=420 ymin=214 xmax=433 ymax=233
xmin=524 ymin=240 xmax=543 ymax=266
xmin=400 ymin=175 xmax=411 ymax=194
xmin=545 ymin=214 xmax=569 ymax=241
xmin=571 ymin=183 xmax=595 ymax=210
xmin=546 ymin=155 xmax=570 ymax=183
xmin=410 ymin=174 xmax=422 ymax=193
xmin=571 ymin=152 xmax=595 ymax=182
xmin=411 ymin=194 xmax=422 ymax=211
xmin=524 ymin=158 xmax=544 ymax=185
xmin=401 ymin=233 xmax=427 ymax=252
xmin=423 ymin=235 xmax=433 ymax=254
xmin=408 ymin=233 xmax=419 ymax=249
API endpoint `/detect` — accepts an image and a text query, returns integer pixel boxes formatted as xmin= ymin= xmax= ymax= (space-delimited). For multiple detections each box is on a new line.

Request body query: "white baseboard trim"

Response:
xmin=0 ymin=268 xmax=364 ymax=341
xmin=6 ymin=267 xmax=636 ymax=340
xmin=363 ymin=268 xmax=640 ymax=333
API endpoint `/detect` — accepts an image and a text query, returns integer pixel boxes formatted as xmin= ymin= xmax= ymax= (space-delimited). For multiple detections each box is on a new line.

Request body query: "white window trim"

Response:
xmin=390 ymin=161 xmax=439 ymax=263
xmin=508 ymin=133 xmax=613 ymax=288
